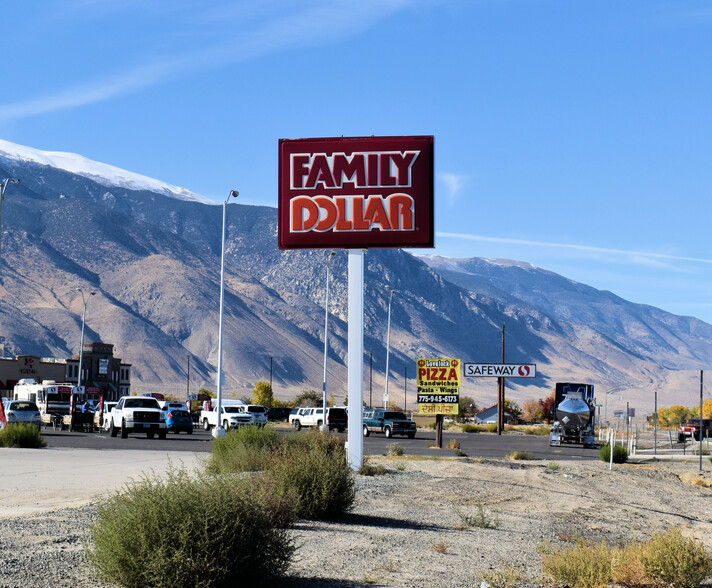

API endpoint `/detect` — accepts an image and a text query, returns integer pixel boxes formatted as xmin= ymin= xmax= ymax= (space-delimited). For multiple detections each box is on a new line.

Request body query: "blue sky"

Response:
xmin=2 ymin=0 xmax=711 ymax=324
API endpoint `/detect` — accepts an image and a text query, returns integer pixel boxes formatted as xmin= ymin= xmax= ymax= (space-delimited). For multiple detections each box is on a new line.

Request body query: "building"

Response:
xmin=0 ymin=342 xmax=131 ymax=401
xmin=475 ymin=405 xmax=513 ymax=425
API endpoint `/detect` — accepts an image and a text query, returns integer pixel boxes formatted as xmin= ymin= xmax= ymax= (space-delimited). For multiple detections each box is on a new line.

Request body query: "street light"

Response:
xmin=215 ymin=189 xmax=238 ymax=439
xmin=322 ymin=251 xmax=336 ymax=430
xmin=75 ymin=287 xmax=96 ymax=389
xmin=0 ymin=178 xmax=20 ymax=256
xmin=384 ymin=285 xmax=397 ymax=409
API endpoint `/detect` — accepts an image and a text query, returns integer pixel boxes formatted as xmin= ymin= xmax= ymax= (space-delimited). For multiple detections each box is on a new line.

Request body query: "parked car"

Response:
xmin=363 ymin=410 xmax=416 ymax=438
xmin=2 ymin=400 xmax=41 ymax=428
xmin=109 ymin=396 xmax=167 ymax=439
xmin=677 ymin=418 xmax=712 ymax=442
xmin=289 ymin=406 xmax=347 ymax=432
xmin=165 ymin=408 xmax=194 ymax=434
xmin=266 ymin=407 xmax=292 ymax=422
xmin=101 ymin=401 xmax=117 ymax=430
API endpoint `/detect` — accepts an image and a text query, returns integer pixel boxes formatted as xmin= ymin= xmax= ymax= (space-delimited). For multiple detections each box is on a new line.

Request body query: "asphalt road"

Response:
xmin=39 ymin=425 xmax=600 ymax=461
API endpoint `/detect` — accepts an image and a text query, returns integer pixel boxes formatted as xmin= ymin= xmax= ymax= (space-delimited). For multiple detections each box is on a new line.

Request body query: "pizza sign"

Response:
xmin=278 ymin=136 xmax=434 ymax=249
xmin=416 ymin=358 xmax=460 ymax=415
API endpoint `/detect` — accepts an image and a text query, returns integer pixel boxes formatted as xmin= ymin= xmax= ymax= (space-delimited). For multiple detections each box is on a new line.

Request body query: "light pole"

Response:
xmin=0 ymin=178 xmax=20 ymax=256
xmin=215 ymin=189 xmax=238 ymax=438
xmin=75 ymin=288 xmax=95 ymax=390
xmin=186 ymin=354 xmax=190 ymax=399
xmin=322 ymin=251 xmax=336 ymax=430
xmin=384 ymin=286 xmax=397 ymax=409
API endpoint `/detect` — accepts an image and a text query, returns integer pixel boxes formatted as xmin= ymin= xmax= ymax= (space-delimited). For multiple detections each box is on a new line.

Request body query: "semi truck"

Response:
xmin=549 ymin=382 xmax=597 ymax=448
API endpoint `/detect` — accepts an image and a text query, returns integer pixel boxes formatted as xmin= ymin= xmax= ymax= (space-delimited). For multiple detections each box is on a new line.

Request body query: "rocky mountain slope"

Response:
xmin=1 ymin=140 xmax=709 ymax=411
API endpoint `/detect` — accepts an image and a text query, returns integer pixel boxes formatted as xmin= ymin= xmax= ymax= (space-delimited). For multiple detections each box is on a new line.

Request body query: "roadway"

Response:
xmin=39 ymin=425 xmax=600 ymax=461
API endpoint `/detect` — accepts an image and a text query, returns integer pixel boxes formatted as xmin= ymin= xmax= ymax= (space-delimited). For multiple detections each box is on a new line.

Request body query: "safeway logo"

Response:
xmin=463 ymin=363 xmax=537 ymax=378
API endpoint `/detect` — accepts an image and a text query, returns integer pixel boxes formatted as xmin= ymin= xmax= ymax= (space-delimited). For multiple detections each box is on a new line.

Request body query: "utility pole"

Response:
xmin=498 ymin=324 xmax=505 ymax=435
xmin=369 ymin=353 xmax=373 ymax=409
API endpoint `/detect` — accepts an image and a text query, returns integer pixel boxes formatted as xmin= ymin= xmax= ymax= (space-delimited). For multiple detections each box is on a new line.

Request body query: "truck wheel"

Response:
xmin=223 ymin=420 xmax=229 ymax=431
xmin=120 ymin=420 xmax=128 ymax=439
xmin=109 ymin=421 xmax=118 ymax=437
xmin=677 ymin=434 xmax=685 ymax=443
xmin=363 ymin=425 xmax=370 ymax=437
xmin=203 ymin=419 xmax=210 ymax=431
xmin=293 ymin=420 xmax=302 ymax=431
xmin=384 ymin=426 xmax=392 ymax=438
xmin=147 ymin=432 xmax=155 ymax=439
xmin=317 ymin=420 xmax=323 ymax=428
xmin=407 ymin=432 xmax=415 ymax=439
xmin=187 ymin=428 xmax=193 ymax=435
xmin=158 ymin=431 xmax=167 ymax=440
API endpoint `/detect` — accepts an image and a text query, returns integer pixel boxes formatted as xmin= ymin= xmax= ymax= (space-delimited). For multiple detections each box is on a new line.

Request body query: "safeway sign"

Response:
xmin=464 ymin=363 xmax=537 ymax=378
xmin=278 ymin=135 xmax=434 ymax=249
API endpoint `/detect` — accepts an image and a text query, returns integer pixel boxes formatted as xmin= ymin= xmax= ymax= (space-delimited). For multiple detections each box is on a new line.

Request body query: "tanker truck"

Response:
xmin=549 ymin=382 xmax=596 ymax=448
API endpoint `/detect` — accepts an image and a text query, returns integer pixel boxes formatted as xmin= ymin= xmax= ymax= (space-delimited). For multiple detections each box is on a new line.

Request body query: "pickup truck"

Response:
xmin=363 ymin=410 xmax=416 ymax=438
xmin=289 ymin=407 xmax=347 ymax=432
xmin=677 ymin=418 xmax=712 ymax=442
xmin=201 ymin=404 xmax=255 ymax=431
xmin=109 ymin=396 xmax=167 ymax=439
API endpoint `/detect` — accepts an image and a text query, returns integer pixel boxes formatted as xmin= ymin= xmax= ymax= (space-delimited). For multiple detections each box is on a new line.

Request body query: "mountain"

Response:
xmin=1 ymin=139 xmax=710 ymax=412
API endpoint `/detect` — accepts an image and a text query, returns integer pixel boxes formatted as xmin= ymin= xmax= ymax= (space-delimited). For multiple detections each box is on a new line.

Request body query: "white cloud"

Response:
xmin=436 ymin=232 xmax=712 ymax=266
xmin=439 ymin=173 xmax=467 ymax=205
xmin=0 ymin=0 xmax=411 ymax=123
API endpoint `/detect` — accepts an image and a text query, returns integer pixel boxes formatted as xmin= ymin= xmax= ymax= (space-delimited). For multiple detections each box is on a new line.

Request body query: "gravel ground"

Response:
xmin=1 ymin=456 xmax=711 ymax=587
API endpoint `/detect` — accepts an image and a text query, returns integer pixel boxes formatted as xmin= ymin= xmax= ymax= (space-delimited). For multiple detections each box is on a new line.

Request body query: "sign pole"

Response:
xmin=498 ymin=324 xmax=505 ymax=435
xmin=347 ymin=249 xmax=365 ymax=470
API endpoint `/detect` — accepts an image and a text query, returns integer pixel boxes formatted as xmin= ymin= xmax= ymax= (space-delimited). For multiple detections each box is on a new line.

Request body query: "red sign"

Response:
xmin=278 ymin=136 xmax=434 ymax=249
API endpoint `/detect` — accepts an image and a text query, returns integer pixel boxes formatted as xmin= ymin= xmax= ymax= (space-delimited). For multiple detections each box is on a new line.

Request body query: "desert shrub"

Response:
xmin=0 ymin=423 xmax=46 ymax=448
xmin=388 ymin=443 xmax=404 ymax=456
xmin=541 ymin=538 xmax=612 ymax=588
xmin=359 ymin=461 xmax=387 ymax=476
xmin=445 ymin=438 xmax=461 ymax=450
xmin=207 ymin=425 xmax=280 ymax=474
xmin=455 ymin=504 xmax=499 ymax=529
xmin=87 ymin=467 xmax=295 ymax=588
xmin=514 ymin=424 xmax=550 ymax=436
xmin=477 ymin=562 xmax=525 ymax=588
xmin=547 ymin=462 xmax=561 ymax=471
xmin=639 ymin=528 xmax=712 ymax=588
xmin=611 ymin=542 xmax=648 ymax=587
xmin=266 ymin=430 xmax=355 ymax=520
xmin=598 ymin=444 xmax=628 ymax=464
xmin=460 ymin=423 xmax=497 ymax=433
xmin=506 ymin=450 xmax=535 ymax=460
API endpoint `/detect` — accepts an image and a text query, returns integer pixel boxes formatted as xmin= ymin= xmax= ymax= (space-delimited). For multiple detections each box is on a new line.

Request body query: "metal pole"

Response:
xmin=654 ymin=388 xmax=657 ymax=457
xmin=384 ymin=286 xmax=397 ymax=410
xmin=347 ymin=249 xmax=365 ymax=470
xmin=0 ymin=178 xmax=20 ymax=257
xmin=186 ymin=354 xmax=190 ymax=399
xmin=498 ymin=323 xmax=505 ymax=435
xmin=75 ymin=288 xmax=95 ymax=390
xmin=269 ymin=356 xmax=273 ymax=397
xmin=215 ymin=190 xmax=238 ymax=439
xmin=404 ymin=366 xmax=407 ymax=413
xmin=369 ymin=353 xmax=373 ymax=409
xmin=322 ymin=251 xmax=335 ymax=430
xmin=700 ymin=370 xmax=704 ymax=472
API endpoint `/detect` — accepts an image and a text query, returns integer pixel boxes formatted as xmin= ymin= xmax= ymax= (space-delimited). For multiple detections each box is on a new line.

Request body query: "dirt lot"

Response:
xmin=1 ymin=450 xmax=711 ymax=587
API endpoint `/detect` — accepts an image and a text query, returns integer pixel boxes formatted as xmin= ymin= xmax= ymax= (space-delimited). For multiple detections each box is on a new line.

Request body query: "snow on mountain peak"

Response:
xmin=0 ymin=138 xmax=214 ymax=205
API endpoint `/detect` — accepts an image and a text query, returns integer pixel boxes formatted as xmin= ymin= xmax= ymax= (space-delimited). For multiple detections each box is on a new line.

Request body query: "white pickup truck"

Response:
xmin=200 ymin=404 xmax=255 ymax=431
xmin=109 ymin=396 xmax=167 ymax=439
xmin=289 ymin=406 xmax=347 ymax=432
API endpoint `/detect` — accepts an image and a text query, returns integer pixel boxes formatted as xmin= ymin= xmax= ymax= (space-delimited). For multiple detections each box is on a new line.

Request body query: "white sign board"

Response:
xmin=463 ymin=363 xmax=536 ymax=378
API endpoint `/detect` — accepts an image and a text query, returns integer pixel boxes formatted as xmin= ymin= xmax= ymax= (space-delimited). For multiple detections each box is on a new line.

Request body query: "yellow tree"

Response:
xmin=251 ymin=380 xmax=274 ymax=407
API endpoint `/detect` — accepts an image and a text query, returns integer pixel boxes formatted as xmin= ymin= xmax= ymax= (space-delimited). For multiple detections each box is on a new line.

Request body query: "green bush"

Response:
xmin=598 ymin=444 xmax=628 ymax=464
xmin=207 ymin=425 xmax=280 ymax=474
xmin=87 ymin=468 xmax=296 ymax=588
xmin=266 ymin=431 xmax=355 ymax=520
xmin=506 ymin=450 xmax=535 ymax=460
xmin=0 ymin=423 xmax=46 ymax=448
xmin=461 ymin=423 xmax=498 ymax=433
xmin=639 ymin=528 xmax=712 ymax=588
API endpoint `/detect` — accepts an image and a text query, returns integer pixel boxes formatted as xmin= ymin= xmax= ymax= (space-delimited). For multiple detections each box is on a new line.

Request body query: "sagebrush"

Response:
xmin=0 ymin=423 xmax=46 ymax=448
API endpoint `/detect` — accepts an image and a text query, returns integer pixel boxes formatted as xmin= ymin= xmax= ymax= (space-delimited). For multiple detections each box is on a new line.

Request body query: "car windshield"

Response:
xmin=384 ymin=412 xmax=407 ymax=420
xmin=248 ymin=406 xmax=265 ymax=413
xmin=10 ymin=402 xmax=38 ymax=411
xmin=329 ymin=408 xmax=347 ymax=418
xmin=224 ymin=406 xmax=243 ymax=413
xmin=125 ymin=398 xmax=160 ymax=409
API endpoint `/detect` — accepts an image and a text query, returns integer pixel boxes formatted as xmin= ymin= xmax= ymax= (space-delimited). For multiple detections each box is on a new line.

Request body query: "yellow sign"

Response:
xmin=416 ymin=358 xmax=460 ymax=415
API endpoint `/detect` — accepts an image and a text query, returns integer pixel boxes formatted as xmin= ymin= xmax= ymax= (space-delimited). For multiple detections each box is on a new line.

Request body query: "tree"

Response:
xmin=538 ymin=393 xmax=556 ymax=422
xmin=522 ymin=399 xmax=544 ymax=423
xmin=198 ymin=388 xmax=215 ymax=398
xmin=252 ymin=380 xmax=274 ymax=407
xmin=387 ymin=400 xmax=404 ymax=411
xmin=704 ymin=398 xmax=712 ymax=419
xmin=292 ymin=390 xmax=321 ymax=407
xmin=458 ymin=396 xmax=479 ymax=422
xmin=657 ymin=405 xmax=691 ymax=428
xmin=503 ymin=399 xmax=522 ymax=419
